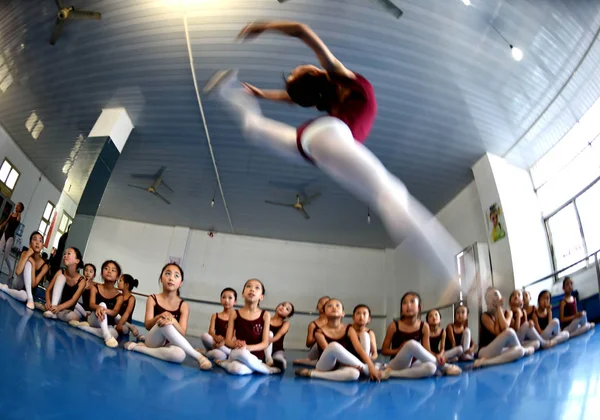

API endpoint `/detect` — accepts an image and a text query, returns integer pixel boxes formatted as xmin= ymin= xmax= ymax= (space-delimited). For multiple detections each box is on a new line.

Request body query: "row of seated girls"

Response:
xmin=1 ymin=231 xmax=596 ymax=381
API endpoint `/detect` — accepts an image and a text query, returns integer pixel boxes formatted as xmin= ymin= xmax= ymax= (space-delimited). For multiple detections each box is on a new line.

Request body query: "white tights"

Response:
xmin=43 ymin=274 xmax=81 ymax=323
xmin=386 ymin=340 xmax=437 ymax=379
xmin=540 ymin=319 xmax=570 ymax=344
xmin=200 ymin=333 xmax=232 ymax=361
xmin=477 ymin=329 xmax=526 ymax=367
xmin=564 ymin=311 xmax=593 ymax=338
xmin=310 ymin=342 xmax=367 ymax=382
xmin=217 ymin=76 xmax=459 ymax=279
xmin=445 ymin=327 xmax=472 ymax=360
xmin=1 ymin=260 xmax=34 ymax=307
xmin=77 ymin=303 xmax=118 ymax=343
xmin=128 ymin=324 xmax=202 ymax=364
xmin=0 ymin=233 xmax=14 ymax=274
xmin=264 ymin=331 xmax=288 ymax=370
xmin=517 ymin=322 xmax=545 ymax=349
xmin=220 ymin=349 xmax=273 ymax=375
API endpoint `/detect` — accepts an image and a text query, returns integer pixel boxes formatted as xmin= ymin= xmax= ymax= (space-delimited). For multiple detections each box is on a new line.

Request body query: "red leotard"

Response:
xmin=297 ymin=72 xmax=377 ymax=163
xmin=234 ymin=309 xmax=266 ymax=361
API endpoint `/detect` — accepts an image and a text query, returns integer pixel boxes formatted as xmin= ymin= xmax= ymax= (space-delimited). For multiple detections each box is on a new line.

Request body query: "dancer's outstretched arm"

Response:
xmin=241 ymin=83 xmax=293 ymax=104
xmin=238 ymin=21 xmax=353 ymax=78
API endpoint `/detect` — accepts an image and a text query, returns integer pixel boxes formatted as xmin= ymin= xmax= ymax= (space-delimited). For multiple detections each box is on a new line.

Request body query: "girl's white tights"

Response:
xmin=126 ymin=324 xmax=206 ymax=365
xmin=564 ymin=311 xmax=593 ymax=338
xmin=216 ymin=75 xmax=460 ymax=281
xmin=476 ymin=329 xmax=527 ymax=367
xmin=42 ymin=273 xmax=81 ymax=323
xmin=200 ymin=333 xmax=231 ymax=361
xmin=540 ymin=318 xmax=570 ymax=344
xmin=1 ymin=260 xmax=34 ymax=309
xmin=220 ymin=349 xmax=275 ymax=375
xmin=0 ymin=234 xmax=15 ymax=274
xmin=310 ymin=342 xmax=366 ymax=382
xmin=387 ymin=340 xmax=437 ymax=379
xmin=74 ymin=302 xmax=118 ymax=347
xmin=445 ymin=327 xmax=472 ymax=360
xmin=517 ymin=322 xmax=545 ymax=350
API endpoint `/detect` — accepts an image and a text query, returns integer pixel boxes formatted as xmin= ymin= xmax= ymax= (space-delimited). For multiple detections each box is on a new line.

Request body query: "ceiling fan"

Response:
xmin=276 ymin=0 xmax=403 ymax=19
xmin=265 ymin=193 xmax=321 ymax=220
xmin=50 ymin=1 xmax=102 ymax=45
xmin=128 ymin=166 xmax=173 ymax=205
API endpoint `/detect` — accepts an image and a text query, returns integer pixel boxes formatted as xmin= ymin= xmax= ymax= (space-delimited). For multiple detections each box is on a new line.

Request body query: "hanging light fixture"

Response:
xmin=488 ymin=22 xmax=524 ymax=61
xmin=462 ymin=0 xmax=471 ymax=5
xmin=367 ymin=207 xmax=371 ymax=224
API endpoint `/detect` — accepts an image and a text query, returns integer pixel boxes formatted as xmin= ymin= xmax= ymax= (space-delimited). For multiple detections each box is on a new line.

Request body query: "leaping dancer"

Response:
xmin=205 ymin=21 xmax=462 ymax=288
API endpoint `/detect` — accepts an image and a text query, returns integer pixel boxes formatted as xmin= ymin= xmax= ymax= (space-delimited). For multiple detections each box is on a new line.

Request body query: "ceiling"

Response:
xmin=0 ymin=0 xmax=599 ymax=249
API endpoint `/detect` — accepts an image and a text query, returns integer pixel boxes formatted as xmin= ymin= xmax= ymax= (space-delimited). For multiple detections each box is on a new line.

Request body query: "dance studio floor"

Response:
xmin=0 ymin=295 xmax=598 ymax=420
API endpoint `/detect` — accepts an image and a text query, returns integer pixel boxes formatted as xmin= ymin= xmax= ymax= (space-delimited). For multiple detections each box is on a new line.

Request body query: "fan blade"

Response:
xmin=55 ymin=0 xmax=65 ymax=9
xmin=373 ymin=0 xmax=403 ymax=19
xmin=303 ymin=192 xmax=321 ymax=205
xmin=153 ymin=192 xmax=171 ymax=205
xmin=265 ymin=200 xmax=294 ymax=207
xmin=130 ymin=173 xmax=156 ymax=180
xmin=50 ymin=18 xmax=65 ymax=45
xmin=69 ymin=10 xmax=102 ymax=20
xmin=299 ymin=208 xmax=310 ymax=220
xmin=161 ymin=181 xmax=173 ymax=193
xmin=127 ymin=184 xmax=148 ymax=191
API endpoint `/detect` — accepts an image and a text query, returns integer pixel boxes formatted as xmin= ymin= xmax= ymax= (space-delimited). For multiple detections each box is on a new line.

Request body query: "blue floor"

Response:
xmin=1 ymin=294 xmax=599 ymax=420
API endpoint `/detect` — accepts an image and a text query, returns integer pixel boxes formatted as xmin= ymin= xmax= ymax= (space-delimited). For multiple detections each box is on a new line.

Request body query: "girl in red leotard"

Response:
xmin=217 ymin=278 xmax=281 ymax=375
xmin=204 ymin=21 xmax=460 ymax=283
xmin=293 ymin=295 xmax=329 ymax=366
xmin=560 ymin=277 xmax=594 ymax=337
xmin=200 ymin=287 xmax=237 ymax=360
xmin=264 ymin=301 xmax=294 ymax=371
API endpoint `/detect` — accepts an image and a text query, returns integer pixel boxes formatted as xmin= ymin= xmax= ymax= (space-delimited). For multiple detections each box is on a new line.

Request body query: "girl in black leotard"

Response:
xmin=70 ymin=260 xmax=124 ymax=348
xmin=293 ymin=295 xmax=329 ymax=366
xmin=115 ymin=274 xmax=144 ymax=341
xmin=75 ymin=263 xmax=97 ymax=318
xmin=124 ymin=263 xmax=211 ymax=370
xmin=201 ymin=287 xmax=237 ymax=361
xmin=0 ymin=231 xmax=48 ymax=310
xmin=296 ymin=298 xmax=383 ymax=382
xmin=426 ymin=309 xmax=446 ymax=362
xmin=0 ymin=202 xmax=23 ymax=275
xmin=381 ymin=292 xmax=461 ymax=379
xmin=474 ymin=287 xmax=531 ymax=369
xmin=42 ymin=247 xmax=85 ymax=323
xmin=265 ymin=301 xmax=294 ymax=371
xmin=532 ymin=290 xmax=569 ymax=346
xmin=445 ymin=304 xmax=475 ymax=361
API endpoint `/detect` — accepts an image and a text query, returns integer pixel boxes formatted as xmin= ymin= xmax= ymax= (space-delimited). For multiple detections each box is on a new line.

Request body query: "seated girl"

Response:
xmin=70 ymin=260 xmax=124 ymax=348
xmin=265 ymin=301 xmax=295 ymax=371
xmin=381 ymin=292 xmax=461 ymax=378
xmin=42 ymin=247 xmax=86 ymax=322
xmin=200 ymin=287 xmax=237 ymax=360
xmin=216 ymin=279 xmax=280 ymax=375
xmin=0 ymin=232 xmax=48 ymax=310
xmin=474 ymin=288 xmax=533 ymax=369
xmin=295 ymin=298 xmax=383 ymax=382
xmin=124 ymin=263 xmax=211 ymax=370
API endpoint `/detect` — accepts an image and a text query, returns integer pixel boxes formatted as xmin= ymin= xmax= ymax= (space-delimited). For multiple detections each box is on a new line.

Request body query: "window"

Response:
xmin=0 ymin=158 xmax=20 ymax=197
xmin=39 ymin=201 xmax=55 ymax=239
xmin=532 ymin=95 xmax=600 ymax=275
xmin=53 ymin=211 xmax=73 ymax=249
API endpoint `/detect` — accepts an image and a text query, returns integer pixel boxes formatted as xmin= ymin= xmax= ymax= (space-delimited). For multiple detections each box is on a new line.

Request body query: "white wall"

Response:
xmin=84 ymin=216 xmax=392 ymax=349
xmin=0 ymin=125 xmax=76 ymax=252
xmin=488 ymin=154 xmax=553 ymax=289
xmin=391 ymin=181 xmax=489 ymax=313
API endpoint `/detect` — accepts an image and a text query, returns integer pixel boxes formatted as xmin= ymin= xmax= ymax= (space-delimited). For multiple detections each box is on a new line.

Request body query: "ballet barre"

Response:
xmin=132 ymin=291 xmax=387 ymax=319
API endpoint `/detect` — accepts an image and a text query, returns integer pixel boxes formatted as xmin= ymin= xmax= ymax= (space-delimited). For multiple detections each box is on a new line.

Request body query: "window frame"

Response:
xmin=543 ymin=175 xmax=600 ymax=277
xmin=0 ymin=158 xmax=20 ymax=197
xmin=39 ymin=200 xmax=56 ymax=239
